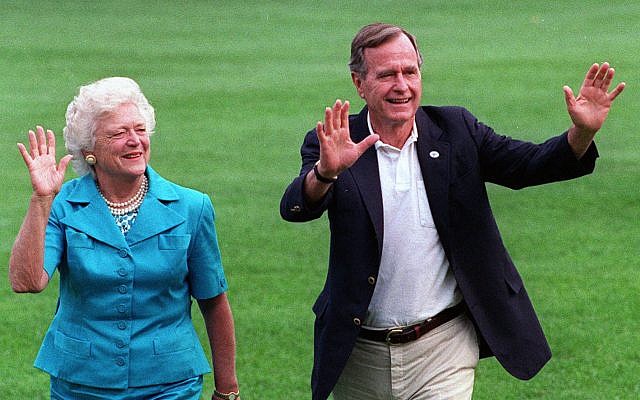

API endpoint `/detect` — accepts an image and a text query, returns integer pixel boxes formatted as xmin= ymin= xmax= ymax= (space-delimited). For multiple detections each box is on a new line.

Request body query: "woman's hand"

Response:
xmin=17 ymin=126 xmax=73 ymax=197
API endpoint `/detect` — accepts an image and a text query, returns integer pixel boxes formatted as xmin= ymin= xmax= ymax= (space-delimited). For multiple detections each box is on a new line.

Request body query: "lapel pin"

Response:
xmin=429 ymin=150 xmax=440 ymax=159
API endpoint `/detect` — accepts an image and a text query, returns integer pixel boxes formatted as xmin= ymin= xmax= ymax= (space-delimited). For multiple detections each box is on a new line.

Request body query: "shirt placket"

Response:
xmin=114 ymin=246 xmax=133 ymax=373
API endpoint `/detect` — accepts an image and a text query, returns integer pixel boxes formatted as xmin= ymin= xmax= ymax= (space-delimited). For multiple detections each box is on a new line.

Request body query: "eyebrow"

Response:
xmin=105 ymin=122 xmax=146 ymax=130
xmin=375 ymin=65 xmax=419 ymax=76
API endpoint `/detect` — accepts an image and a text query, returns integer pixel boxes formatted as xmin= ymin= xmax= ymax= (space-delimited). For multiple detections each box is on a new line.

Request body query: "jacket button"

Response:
xmin=117 ymin=321 xmax=127 ymax=330
xmin=117 ymin=268 xmax=127 ymax=277
xmin=115 ymin=357 xmax=126 ymax=366
xmin=353 ymin=317 xmax=361 ymax=326
xmin=117 ymin=304 xmax=127 ymax=313
xmin=367 ymin=276 xmax=376 ymax=285
xmin=290 ymin=205 xmax=301 ymax=213
xmin=118 ymin=285 xmax=128 ymax=294
xmin=118 ymin=248 xmax=128 ymax=258
xmin=116 ymin=339 xmax=127 ymax=349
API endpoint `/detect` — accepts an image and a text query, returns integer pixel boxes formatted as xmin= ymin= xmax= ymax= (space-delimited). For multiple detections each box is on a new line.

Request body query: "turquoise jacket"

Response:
xmin=34 ymin=166 xmax=228 ymax=388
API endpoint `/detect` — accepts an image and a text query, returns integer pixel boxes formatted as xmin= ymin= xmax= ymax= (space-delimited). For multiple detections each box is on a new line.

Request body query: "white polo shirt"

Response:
xmin=363 ymin=114 xmax=461 ymax=329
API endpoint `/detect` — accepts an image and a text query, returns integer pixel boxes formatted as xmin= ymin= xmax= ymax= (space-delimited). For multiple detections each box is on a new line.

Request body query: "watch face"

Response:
xmin=228 ymin=395 xmax=237 ymax=400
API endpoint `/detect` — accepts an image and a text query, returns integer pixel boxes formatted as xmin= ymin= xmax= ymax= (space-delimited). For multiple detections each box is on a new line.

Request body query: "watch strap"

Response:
xmin=313 ymin=162 xmax=337 ymax=183
xmin=214 ymin=389 xmax=240 ymax=400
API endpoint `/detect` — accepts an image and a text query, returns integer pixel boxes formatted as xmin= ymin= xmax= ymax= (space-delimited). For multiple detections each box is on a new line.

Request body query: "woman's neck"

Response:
xmin=95 ymin=173 xmax=146 ymax=203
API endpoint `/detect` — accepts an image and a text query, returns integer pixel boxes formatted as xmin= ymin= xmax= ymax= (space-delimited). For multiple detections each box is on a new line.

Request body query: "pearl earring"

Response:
xmin=85 ymin=154 xmax=97 ymax=165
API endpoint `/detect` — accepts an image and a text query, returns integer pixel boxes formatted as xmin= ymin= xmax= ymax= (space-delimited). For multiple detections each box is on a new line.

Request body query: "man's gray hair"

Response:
xmin=349 ymin=23 xmax=423 ymax=76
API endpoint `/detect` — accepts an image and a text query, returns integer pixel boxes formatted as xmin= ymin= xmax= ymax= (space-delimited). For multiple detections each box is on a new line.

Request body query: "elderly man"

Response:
xmin=280 ymin=23 xmax=624 ymax=400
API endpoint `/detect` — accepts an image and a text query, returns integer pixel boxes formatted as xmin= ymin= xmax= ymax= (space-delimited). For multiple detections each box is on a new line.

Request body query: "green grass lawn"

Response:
xmin=1 ymin=1 xmax=638 ymax=398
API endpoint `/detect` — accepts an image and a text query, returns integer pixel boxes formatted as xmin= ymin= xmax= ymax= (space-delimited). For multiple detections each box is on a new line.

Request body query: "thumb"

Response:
xmin=58 ymin=154 xmax=73 ymax=173
xmin=562 ymin=85 xmax=575 ymax=108
xmin=356 ymin=134 xmax=379 ymax=154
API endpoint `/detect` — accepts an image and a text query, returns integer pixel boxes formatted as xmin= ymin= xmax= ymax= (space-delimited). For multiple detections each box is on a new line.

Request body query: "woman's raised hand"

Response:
xmin=17 ymin=126 xmax=73 ymax=197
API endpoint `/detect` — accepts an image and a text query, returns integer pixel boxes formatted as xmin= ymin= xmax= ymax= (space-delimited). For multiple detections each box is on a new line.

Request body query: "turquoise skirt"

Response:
xmin=50 ymin=375 xmax=203 ymax=399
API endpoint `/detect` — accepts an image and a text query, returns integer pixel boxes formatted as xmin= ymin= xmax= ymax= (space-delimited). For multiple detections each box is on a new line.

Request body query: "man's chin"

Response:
xmin=386 ymin=110 xmax=417 ymax=124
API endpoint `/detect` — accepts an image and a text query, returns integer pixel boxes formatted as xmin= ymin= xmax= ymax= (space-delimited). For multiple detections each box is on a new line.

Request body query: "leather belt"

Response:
xmin=359 ymin=302 xmax=466 ymax=345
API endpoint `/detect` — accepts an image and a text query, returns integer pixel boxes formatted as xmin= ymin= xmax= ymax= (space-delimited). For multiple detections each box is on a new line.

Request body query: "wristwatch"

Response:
xmin=214 ymin=389 xmax=240 ymax=400
xmin=313 ymin=161 xmax=338 ymax=184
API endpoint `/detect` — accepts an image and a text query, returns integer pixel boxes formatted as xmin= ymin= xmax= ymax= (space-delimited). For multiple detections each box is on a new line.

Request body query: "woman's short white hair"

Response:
xmin=63 ymin=77 xmax=155 ymax=176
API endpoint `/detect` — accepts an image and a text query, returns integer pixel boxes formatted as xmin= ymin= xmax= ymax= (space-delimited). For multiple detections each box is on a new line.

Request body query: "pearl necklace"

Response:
xmin=98 ymin=175 xmax=148 ymax=216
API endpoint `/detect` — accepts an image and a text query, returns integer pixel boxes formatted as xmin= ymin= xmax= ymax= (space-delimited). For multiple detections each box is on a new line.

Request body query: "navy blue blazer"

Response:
xmin=280 ymin=106 xmax=598 ymax=400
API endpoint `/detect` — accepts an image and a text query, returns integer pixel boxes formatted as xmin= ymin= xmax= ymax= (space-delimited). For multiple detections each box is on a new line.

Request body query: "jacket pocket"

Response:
xmin=153 ymin=329 xmax=195 ymax=355
xmin=503 ymin=259 xmax=524 ymax=294
xmin=312 ymin=290 xmax=329 ymax=319
xmin=158 ymin=234 xmax=191 ymax=250
xmin=66 ymin=231 xmax=94 ymax=249
xmin=54 ymin=330 xmax=92 ymax=358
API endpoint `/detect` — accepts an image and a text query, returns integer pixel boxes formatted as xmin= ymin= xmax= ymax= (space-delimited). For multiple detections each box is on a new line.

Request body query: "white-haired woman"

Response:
xmin=10 ymin=77 xmax=240 ymax=400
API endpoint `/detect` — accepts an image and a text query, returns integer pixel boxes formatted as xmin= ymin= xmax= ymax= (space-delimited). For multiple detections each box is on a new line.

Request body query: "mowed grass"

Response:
xmin=1 ymin=1 xmax=638 ymax=398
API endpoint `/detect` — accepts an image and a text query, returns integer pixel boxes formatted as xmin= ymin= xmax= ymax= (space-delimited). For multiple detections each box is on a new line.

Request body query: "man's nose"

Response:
xmin=394 ymin=74 xmax=409 ymax=90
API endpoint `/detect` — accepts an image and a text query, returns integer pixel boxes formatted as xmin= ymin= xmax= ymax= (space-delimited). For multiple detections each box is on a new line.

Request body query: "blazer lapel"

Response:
xmin=415 ymin=108 xmax=451 ymax=248
xmin=344 ymin=107 xmax=453 ymax=256
xmin=60 ymin=174 xmax=129 ymax=250
xmin=348 ymin=107 xmax=384 ymax=254
xmin=60 ymin=167 xmax=186 ymax=249
xmin=124 ymin=167 xmax=185 ymax=246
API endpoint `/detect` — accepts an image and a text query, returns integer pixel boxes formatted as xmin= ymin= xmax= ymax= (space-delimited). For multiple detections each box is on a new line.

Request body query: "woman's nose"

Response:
xmin=125 ymin=130 xmax=142 ymax=145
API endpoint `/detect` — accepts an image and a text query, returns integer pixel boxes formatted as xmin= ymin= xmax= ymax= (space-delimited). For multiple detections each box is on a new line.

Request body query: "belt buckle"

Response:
xmin=385 ymin=328 xmax=403 ymax=344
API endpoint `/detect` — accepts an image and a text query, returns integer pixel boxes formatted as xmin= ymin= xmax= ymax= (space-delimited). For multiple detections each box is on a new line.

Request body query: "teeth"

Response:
xmin=388 ymin=99 xmax=410 ymax=104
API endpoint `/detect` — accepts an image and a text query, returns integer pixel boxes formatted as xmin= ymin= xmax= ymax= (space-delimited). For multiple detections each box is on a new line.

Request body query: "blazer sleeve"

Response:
xmin=280 ymin=128 xmax=334 ymax=222
xmin=458 ymin=107 xmax=598 ymax=189
xmin=187 ymin=194 xmax=228 ymax=299
xmin=43 ymin=202 xmax=65 ymax=278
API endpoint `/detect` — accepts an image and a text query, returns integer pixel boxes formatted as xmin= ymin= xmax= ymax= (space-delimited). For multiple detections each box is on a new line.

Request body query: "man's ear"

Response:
xmin=351 ymin=72 xmax=365 ymax=99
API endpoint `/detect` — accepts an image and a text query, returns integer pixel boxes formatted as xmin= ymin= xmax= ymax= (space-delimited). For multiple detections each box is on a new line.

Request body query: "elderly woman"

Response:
xmin=9 ymin=77 xmax=240 ymax=400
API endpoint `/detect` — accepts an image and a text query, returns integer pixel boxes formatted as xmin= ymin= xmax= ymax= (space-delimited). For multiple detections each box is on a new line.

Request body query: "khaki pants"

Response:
xmin=332 ymin=315 xmax=479 ymax=400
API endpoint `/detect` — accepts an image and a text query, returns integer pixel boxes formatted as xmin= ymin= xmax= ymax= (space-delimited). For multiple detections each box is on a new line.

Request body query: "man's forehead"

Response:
xmin=364 ymin=34 xmax=417 ymax=56
xmin=363 ymin=43 xmax=420 ymax=70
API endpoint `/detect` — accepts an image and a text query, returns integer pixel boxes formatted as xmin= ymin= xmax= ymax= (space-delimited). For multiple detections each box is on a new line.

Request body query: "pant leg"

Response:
xmin=332 ymin=335 xmax=393 ymax=400
xmin=401 ymin=315 xmax=479 ymax=400
xmin=50 ymin=375 xmax=203 ymax=400
xmin=332 ymin=314 xmax=478 ymax=400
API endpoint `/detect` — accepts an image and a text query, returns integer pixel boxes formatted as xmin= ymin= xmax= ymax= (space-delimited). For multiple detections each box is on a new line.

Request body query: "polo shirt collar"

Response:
xmin=367 ymin=111 xmax=418 ymax=151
